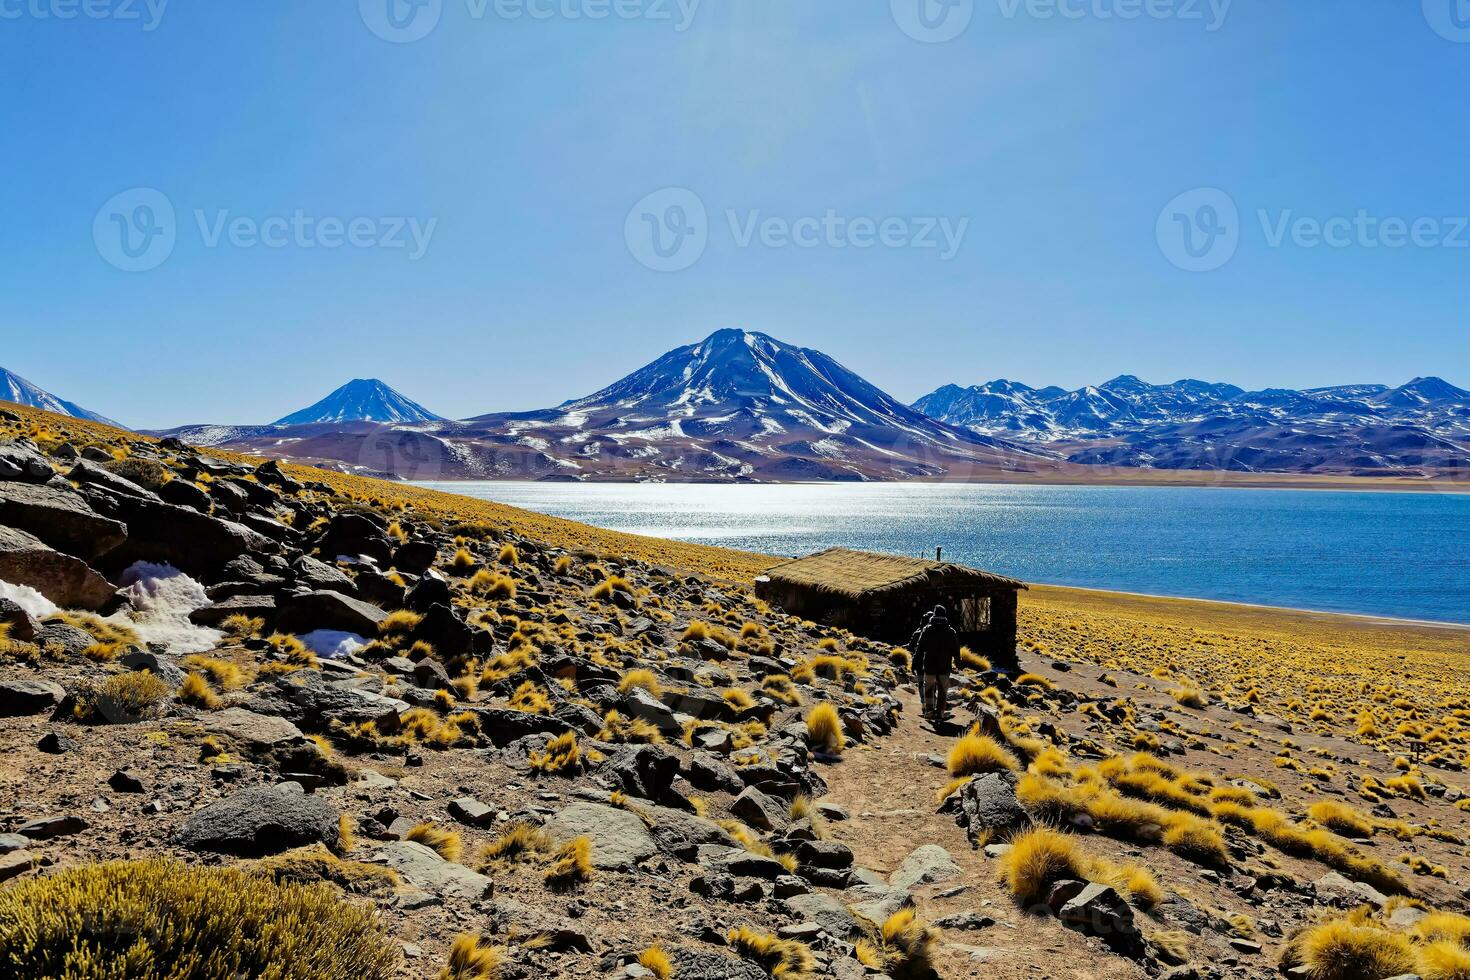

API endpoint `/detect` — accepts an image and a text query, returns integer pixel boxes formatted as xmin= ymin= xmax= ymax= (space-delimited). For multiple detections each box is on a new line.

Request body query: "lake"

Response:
xmin=416 ymin=481 xmax=1470 ymax=625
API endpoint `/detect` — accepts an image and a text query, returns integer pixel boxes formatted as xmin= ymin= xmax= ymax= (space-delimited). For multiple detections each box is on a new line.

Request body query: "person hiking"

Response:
xmin=915 ymin=604 xmax=960 ymax=723
xmin=908 ymin=610 xmax=934 ymax=706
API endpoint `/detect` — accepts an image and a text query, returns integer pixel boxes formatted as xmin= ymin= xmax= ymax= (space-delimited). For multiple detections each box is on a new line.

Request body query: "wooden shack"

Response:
xmin=754 ymin=547 xmax=1026 ymax=664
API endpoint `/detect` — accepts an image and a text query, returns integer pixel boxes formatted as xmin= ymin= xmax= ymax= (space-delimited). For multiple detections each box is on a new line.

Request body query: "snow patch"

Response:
xmin=0 ymin=579 xmax=58 ymax=619
xmin=110 ymin=562 xmax=221 ymax=655
xmin=299 ymin=629 xmax=367 ymax=660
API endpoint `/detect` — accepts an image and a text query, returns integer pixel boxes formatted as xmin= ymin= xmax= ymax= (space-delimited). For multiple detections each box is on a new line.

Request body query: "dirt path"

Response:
xmin=818 ymin=686 xmax=1144 ymax=980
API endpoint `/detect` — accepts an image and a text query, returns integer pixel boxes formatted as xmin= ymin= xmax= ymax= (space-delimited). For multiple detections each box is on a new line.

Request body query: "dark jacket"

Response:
xmin=915 ymin=619 xmax=961 ymax=675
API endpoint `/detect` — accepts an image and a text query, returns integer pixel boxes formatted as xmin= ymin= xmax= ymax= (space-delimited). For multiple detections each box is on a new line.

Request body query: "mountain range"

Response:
xmin=912 ymin=375 xmax=1470 ymax=474
xmin=0 ymin=367 xmax=118 ymax=427
xmin=8 ymin=333 xmax=1470 ymax=482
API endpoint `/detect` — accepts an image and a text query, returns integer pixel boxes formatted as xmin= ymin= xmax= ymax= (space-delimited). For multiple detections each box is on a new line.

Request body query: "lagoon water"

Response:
xmin=418 ymin=482 xmax=1470 ymax=625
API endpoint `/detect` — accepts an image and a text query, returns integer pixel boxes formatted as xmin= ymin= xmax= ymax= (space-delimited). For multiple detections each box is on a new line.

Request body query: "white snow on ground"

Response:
xmin=110 ymin=562 xmax=221 ymax=655
xmin=299 ymin=630 xmax=367 ymax=659
xmin=0 ymin=579 xmax=58 ymax=619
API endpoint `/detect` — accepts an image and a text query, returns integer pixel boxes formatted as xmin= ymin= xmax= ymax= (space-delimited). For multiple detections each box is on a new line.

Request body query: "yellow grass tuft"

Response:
xmin=637 ymin=945 xmax=674 ymax=980
xmin=544 ymin=837 xmax=593 ymax=890
xmin=177 ymin=672 xmax=221 ymax=709
xmin=476 ymin=823 xmax=556 ymax=870
xmin=405 ymin=823 xmax=462 ymax=863
xmin=946 ymin=733 xmax=1020 ymax=778
xmin=727 ymin=926 xmax=816 ymax=980
xmin=997 ymin=827 xmax=1089 ymax=905
xmin=439 ymin=933 xmax=504 ymax=980
xmin=528 ymin=731 xmax=581 ymax=775
xmin=1297 ymin=919 xmax=1415 ymax=980
xmin=805 ymin=703 xmax=844 ymax=755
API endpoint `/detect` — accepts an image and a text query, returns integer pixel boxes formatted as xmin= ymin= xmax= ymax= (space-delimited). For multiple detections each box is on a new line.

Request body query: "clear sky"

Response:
xmin=2 ymin=0 xmax=1468 ymax=428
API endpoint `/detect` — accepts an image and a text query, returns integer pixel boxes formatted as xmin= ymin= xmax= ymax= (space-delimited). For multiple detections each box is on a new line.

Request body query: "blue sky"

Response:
xmin=2 ymin=0 xmax=1468 ymax=428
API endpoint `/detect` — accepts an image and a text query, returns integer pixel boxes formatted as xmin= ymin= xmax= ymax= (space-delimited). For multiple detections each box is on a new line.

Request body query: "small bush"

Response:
xmin=618 ymin=668 xmax=662 ymax=697
xmin=82 ymin=671 xmax=171 ymax=721
xmin=0 ymin=859 xmax=399 ymax=979
xmin=599 ymin=710 xmax=664 ymax=745
xmin=805 ymin=703 xmax=844 ymax=755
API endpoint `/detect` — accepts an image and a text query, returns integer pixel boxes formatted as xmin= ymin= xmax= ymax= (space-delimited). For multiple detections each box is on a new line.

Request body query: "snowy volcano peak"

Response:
xmin=565 ymin=328 xmax=937 ymax=433
xmin=0 ymin=366 xmax=119 ymax=426
xmin=273 ymin=379 xmax=444 ymax=426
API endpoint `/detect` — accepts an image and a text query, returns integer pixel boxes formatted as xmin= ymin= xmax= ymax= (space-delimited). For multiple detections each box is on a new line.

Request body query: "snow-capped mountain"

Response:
xmin=209 ymin=330 xmax=1056 ymax=482
xmin=272 ymin=379 xmax=444 ymax=426
xmin=913 ymin=375 xmax=1470 ymax=475
xmin=0 ymin=366 xmax=119 ymax=427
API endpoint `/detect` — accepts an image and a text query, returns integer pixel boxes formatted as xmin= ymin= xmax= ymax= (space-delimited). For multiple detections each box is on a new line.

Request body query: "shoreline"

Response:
xmin=1028 ymin=581 xmax=1470 ymax=634
xmin=410 ymin=473 xmax=1470 ymax=496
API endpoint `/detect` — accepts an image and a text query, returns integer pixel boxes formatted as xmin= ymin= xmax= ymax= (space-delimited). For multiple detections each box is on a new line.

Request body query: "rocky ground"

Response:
xmin=1 ymin=402 xmax=1467 ymax=980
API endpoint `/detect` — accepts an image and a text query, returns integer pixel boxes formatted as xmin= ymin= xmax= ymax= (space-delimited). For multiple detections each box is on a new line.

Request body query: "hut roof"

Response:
xmin=758 ymin=547 xmax=1026 ymax=601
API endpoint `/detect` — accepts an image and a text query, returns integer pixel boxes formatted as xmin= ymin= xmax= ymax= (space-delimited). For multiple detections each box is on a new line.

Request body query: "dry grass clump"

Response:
xmin=544 ymin=836 xmax=593 ymax=890
xmin=405 ymin=823 xmax=463 ymax=863
xmin=805 ymin=703 xmax=844 ymax=756
xmin=618 ymin=668 xmax=662 ymax=697
xmin=761 ymin=674 xmax=801 ymax=705
xmin=997 ymin=826 xmax=1091 ymax=904
xmin=599 ymin=710 xmax=664 ymax=745
xmin=946 ymin=732 xmax=1019 ymax=778
xmin=440 ymin=933 xmax=505 ymax=980
xmin=249 ymin=843 xmax=399 ymax=896
xmin=476 ymin=823 xmax=556 ymax=870
xmin=854 ymin=908 xmax=938 ymax=980
xmin=636 ymin=945 xmax=674 ymax=980
xmin=0 ymin=859 xmax=399 ymax=979
xmin=727 ymin=926 xmax=816 ymax=980
xmin=591 ymin=576 xmax=633 ymax=600
xmin=177 ymin=672 xmax=220 ymax=709
xmin=528 ymin=731 xmax=582 ymax=775
xmin=180 ymin=654 xmax=249 ymax=690
xmin=507 ymin=680 xmax=552 ymax=715
xmin=1308 ymin=800 xmax=1375 ymax=838
xmin=792 ymin=653 xmax=865 ymax=684
xmin=468 ymin=570 xmax=517 ymax=599
xmin=1294 ymin=918 xmax=1416 ymax=980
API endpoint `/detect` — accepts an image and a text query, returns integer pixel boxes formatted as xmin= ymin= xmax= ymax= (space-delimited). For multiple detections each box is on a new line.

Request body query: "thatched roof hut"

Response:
xmin=755 ymin=548 xmax=1025 ymax=663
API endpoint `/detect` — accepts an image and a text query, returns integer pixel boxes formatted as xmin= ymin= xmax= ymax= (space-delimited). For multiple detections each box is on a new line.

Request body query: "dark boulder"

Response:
xmin=392 ymin=540 xmax=438 ymax=575
xmin=0 ymin=482 xmax=127 ymax=560
xmin=176 ymin=785 xmax=338 ymax=857
xmin=0 ymin=443 xmax=57 ymax=483
xmin=79 ymin=486 xmax=272 ymax=576
xmin=0 ymin=526 xmax=115 ymax=610
xmin=276 ymin=590 xmax=387 ymax=636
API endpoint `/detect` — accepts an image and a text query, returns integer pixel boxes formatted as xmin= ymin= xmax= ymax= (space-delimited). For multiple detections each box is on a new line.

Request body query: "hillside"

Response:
xmin=1 ymin=401 xmax=1468 ymax=980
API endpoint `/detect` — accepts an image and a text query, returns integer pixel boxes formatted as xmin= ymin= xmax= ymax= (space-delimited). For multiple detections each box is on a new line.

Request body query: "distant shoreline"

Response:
xmin=411 ymin=471 xmax=1470 ymax=495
